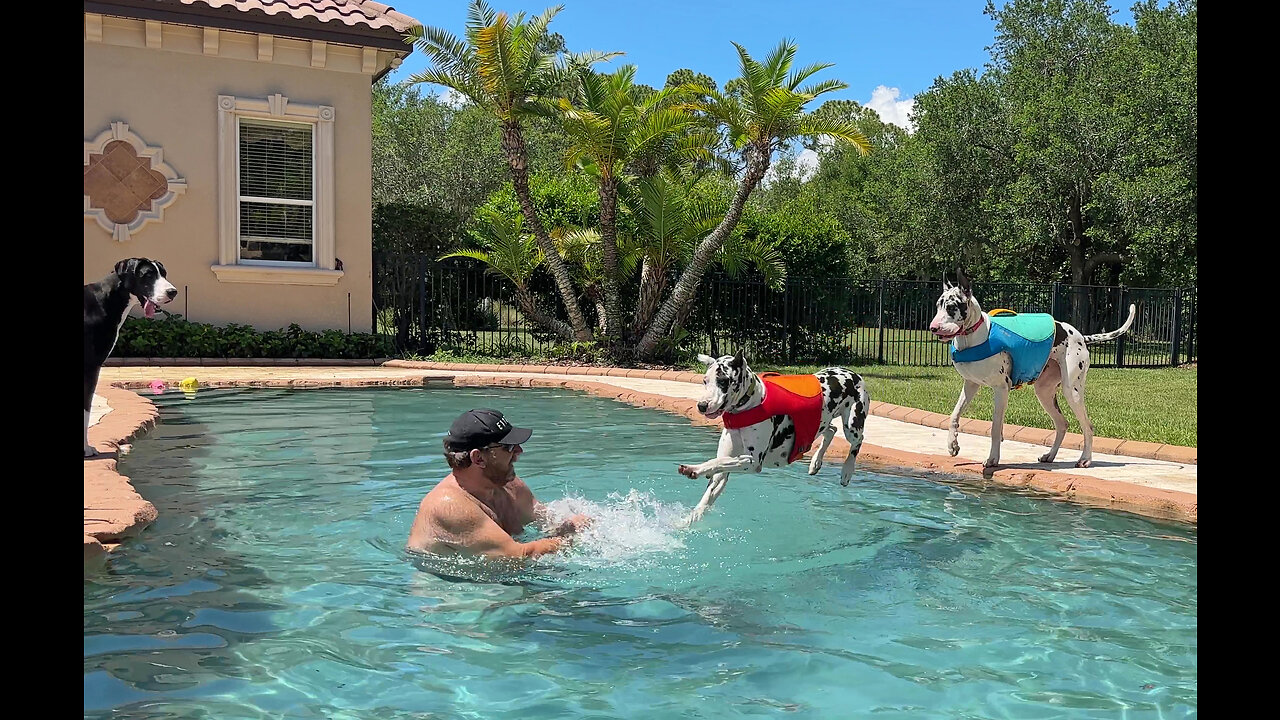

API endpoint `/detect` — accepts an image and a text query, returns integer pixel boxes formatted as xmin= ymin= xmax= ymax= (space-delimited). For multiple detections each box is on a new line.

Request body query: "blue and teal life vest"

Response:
xmin=950 ymin=311 xmax=1057 ymax=386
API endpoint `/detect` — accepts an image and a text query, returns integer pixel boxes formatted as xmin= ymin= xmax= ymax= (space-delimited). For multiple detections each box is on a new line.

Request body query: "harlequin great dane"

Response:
xmin=676 ymin=352 xmax=870 ymax=524
xmin=928 ymin=268 xmax=1135 ymax=469
xmin=84 ymin=258 xmax=177 ymax=457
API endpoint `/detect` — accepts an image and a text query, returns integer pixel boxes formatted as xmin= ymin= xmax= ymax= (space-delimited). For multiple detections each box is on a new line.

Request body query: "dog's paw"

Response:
xmin=984 ymin=456 xmax=1000 ymax=468
xmin=1075 ymin=458 xmax=1091 ymax=469
xmin=807 ymin=461 xmax=822 ymax=475
xmin=1038 ymin=452 xmax=1057 ymax=463
xmin=84 ymin=445 xmax=98 ymax=458
xmin=948 ymin=441 xmax=960 ymax=457
xmin=677 ymin=464 xmax=700 ymax=479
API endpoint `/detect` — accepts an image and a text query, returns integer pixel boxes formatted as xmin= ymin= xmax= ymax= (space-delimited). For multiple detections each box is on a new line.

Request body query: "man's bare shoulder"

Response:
xmin=419 ymin=478 xmax=484 ymax=527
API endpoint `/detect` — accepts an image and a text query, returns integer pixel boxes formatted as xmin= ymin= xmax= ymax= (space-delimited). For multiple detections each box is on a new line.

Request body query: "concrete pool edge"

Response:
xmin=383 ymin=360 xmax=1196 ymax=466
xmin=84 ymin=385 xmax=161 ymax=570
xmin=85 ymin=365 xmax=1194 ymax=572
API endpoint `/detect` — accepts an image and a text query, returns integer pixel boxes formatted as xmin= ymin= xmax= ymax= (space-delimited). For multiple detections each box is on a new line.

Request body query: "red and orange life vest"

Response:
xmin=721 ymin=373 xmax=824 ymax=464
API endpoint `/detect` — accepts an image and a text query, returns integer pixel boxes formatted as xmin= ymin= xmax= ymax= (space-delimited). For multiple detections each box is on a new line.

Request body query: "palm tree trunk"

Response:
xmin=501 ymin=120 xmax=594 ymax=342
xmin=597 ymin=175 xmax=624 ymax=342
xmin=634 ymin=149 xmax=769 ymax=358
xmin=631 ymin=259 xmax=668 ymax=336
xmin=513 ymin=287 xmax=574 ymax=340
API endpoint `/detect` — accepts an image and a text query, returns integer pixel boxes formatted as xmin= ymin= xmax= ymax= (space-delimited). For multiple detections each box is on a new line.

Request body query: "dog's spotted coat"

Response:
xmin=928 ymin=269 xmax=1136 ymax=469
xmin=677 ymin=352 xmax=870 ymax=524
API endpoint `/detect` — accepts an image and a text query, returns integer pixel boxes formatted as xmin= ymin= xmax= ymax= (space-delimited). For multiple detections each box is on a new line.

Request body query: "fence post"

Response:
xmin=876 ymin=279 xmax=886 ymax=364
xmin=1186 ymin=290 xmax=1196 ymax=362
xmin=1050 ymin=281 xmax=1061 ymax=318
xmin=1115 ymin=285 xmax=1127 ymax=368
xmin=417 ymin=256 xmax=427 ymax=353
xmin=1170 ymin=287 xmax=1182 ymax=366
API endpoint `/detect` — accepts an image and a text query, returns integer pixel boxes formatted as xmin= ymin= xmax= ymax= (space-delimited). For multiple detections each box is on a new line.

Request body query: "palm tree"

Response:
xmin=629 ymin=169 xmax=787 ymax=338
xmin=438 ymin=207 xmax=573 ymax=338
xmin=633 ymin=40 xmax=873 ymax=358
xmin=558 ymin=65 xmax=713 ymax=343
xmin=405 ymin=1 xmax=620 ymax=342
xmin=552 ymin=226 xmax=643 ymax=334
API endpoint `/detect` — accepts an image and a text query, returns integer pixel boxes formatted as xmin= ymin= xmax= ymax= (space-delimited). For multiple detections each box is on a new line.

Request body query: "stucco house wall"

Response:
xmin=85 ymin=10 xmax=411 ymax=333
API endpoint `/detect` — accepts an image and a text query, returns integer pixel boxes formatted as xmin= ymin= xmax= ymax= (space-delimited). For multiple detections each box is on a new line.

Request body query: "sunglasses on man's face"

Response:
xmin=481 ymin=442 xmax=520 ymax=453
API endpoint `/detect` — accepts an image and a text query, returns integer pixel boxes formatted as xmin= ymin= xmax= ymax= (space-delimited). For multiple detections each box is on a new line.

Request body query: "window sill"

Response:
xmin=210 ymin=264 xmax=344 ymax=286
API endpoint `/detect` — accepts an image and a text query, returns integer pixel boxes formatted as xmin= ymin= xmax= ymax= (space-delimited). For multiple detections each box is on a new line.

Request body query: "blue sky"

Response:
xmin=384 ymin=0 xmax=1135 ymax=132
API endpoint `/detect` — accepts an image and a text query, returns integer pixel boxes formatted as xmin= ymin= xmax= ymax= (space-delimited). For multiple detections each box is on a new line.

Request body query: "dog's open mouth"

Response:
xmin=702 ymin=409 xmax=723 ymax=419
xmin=143 ymin=299 xmax=157 ymax=318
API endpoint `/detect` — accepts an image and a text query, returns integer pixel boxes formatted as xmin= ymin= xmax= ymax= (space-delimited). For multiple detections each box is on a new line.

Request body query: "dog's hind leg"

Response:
xmin=1060 ymin=350 xmax=1094 ymax=467
xmin=807 ymin=419 xmax=838 ymax=476
xmin=837 ymin=389 xmax=869 ymax=486
xmin=1031 ymin=360 xmax=1068 ymax=462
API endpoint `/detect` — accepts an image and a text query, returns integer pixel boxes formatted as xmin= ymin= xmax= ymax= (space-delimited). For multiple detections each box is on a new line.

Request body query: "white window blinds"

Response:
xmin=238 ymin=119 xmax=314 ymax=263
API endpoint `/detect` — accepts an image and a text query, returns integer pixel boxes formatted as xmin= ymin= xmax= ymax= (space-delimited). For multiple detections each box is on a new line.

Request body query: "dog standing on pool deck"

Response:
xmin=928 ymin=268 xmax=1135 ymax=469
xmin=84 ymin=258 xmax=177 ymax=457
xmin=676 ymin=352 xmax=870 ymax=524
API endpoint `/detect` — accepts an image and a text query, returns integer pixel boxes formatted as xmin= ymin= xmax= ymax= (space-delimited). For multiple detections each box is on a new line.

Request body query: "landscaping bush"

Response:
xmin=115 ymin=313 xmax=393 ymax=359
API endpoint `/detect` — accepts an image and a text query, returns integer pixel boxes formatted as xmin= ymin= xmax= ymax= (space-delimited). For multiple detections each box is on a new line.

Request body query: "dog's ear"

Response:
xmin=730 ymin=350 xmax=745 ymax=370
xmin=696 ymin=353 xmax=716 ymax=366
xmin=114 ymin=258 xmax=139 ymax=277
xmin=956 ymin=266 xmax=972 ymax=297
xmin=152 ymin=259 xmax=167 ymax=278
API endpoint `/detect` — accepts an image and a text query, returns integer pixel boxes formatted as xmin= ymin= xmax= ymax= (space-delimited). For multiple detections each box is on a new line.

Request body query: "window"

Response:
xmin=238 ymin=119 xmax=314 ymax=264
xmin=213 ymin=94 xmax=342 ymax=285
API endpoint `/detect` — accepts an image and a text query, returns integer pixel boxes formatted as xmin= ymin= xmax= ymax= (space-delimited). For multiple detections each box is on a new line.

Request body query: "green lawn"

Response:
xmin=756 ymin=363 xmax=1197 ymax=448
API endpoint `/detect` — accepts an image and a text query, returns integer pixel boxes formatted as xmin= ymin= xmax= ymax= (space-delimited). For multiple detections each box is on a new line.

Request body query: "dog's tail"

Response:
xmin=1083 ymin=304 xmax=1136 ymax=343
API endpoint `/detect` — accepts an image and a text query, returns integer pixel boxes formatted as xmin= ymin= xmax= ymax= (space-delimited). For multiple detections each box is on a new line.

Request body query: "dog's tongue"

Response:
xmin=143 ymin=300 xmax=157 ymax=318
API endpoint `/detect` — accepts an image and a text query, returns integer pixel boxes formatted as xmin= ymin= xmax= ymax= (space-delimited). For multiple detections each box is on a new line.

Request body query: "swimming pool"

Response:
xmin=84 ymin=386 xmax=1197 ymax=718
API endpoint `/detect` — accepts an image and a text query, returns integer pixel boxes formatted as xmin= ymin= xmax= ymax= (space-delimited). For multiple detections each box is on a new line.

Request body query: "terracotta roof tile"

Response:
xmin=176 ymin=0 xmax=419 ymax=34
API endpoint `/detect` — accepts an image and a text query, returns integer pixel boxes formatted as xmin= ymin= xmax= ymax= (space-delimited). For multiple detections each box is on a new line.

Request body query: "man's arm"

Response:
xmin=434 ymin=495 xmax=571 ymax=559
xmin=505 ymin=478 xmax=593 ymax=538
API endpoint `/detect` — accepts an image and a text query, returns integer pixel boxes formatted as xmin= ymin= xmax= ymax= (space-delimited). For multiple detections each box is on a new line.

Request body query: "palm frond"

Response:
xmin=786 ymin=61 xmax=835 ymax=91
xmin=796 ymin=116 xmax=872 ymax=156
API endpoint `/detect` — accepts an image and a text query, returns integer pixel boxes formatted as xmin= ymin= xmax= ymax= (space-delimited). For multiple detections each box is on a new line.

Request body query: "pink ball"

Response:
xmin=149 ymin=380 xmax=166 ymax=395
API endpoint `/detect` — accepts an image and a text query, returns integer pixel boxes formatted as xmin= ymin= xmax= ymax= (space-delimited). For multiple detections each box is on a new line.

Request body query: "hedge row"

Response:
xmin=114 ymin=313 xmax=393 ymax=359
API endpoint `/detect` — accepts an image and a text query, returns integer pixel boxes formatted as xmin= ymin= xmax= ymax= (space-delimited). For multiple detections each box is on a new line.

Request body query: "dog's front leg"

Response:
xmin=678 ymin=454 xmax=758 ymax=479
xmin=986 ymin=381 xmax=1010 ymax=468
xmin=948 ymin=379 xmax=980 ymax=456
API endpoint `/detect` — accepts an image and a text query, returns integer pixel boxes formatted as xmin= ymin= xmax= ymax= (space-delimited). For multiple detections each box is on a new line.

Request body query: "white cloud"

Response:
xmin=867 ymin=85 xmax=916 ymax=133
xmin=794 ymin=148 xmax=820 ymax=179
xmin=437 ymin=88 xmax=469 ymax=108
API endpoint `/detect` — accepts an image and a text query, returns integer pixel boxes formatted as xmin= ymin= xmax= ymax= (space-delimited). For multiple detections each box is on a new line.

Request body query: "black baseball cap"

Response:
xmin=444 ymin=408 xmax=533 ymax=451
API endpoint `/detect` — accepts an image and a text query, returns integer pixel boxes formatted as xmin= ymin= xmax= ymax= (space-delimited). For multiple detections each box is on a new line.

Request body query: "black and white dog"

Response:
xmin=928 ymin=269 xmax=1135 ymax=469
xmin=677 ymin=352 xmax=870 ymax=524
xmin=84 ymin=258 xmax=177 ymax=457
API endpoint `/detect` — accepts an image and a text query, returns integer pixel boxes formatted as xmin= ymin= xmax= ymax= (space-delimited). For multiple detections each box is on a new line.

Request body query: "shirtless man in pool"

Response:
xmin=406 ymin=408 xmax=591 ymax=559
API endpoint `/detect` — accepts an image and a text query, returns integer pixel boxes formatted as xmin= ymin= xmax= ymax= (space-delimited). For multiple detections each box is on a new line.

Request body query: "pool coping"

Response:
xmin=85 ymin=360 xmax=1196 ymax=570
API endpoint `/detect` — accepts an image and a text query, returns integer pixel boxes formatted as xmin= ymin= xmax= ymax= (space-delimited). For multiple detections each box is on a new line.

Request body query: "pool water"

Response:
xmin=84 ymin=387 xmax=1197 ymax=719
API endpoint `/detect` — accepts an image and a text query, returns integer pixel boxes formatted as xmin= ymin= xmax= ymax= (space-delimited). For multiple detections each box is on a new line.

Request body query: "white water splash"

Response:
xmin=540 ymin=490 xmax=689 ymax=567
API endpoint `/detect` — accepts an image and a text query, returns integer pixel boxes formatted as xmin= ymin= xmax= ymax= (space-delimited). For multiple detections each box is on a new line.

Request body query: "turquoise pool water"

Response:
xmin=84 ymin=387 xmax=1197 ymax=719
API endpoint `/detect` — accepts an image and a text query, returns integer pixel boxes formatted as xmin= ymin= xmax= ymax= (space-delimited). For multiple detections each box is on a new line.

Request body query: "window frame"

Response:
xmin=213 ymin=93 xmax=342 ymax=286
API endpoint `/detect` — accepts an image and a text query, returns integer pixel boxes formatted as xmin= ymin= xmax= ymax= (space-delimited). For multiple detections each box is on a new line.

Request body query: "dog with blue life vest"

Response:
xmin=928 ymin=268 xmax=1135 ymax=469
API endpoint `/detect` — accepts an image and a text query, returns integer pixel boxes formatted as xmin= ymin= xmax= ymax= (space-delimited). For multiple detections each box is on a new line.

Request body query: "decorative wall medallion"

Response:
xmin=84 ymin=122 xmax=187 ymax=242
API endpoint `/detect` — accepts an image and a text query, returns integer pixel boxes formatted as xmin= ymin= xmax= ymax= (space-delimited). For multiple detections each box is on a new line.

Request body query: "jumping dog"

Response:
xmin=677 ymin=352 xmax=870 ymax=524
xmin=84 ymin=258 xmax=177 ymax=457
xmin=928 ymin=268 xmax=1135 ymax=469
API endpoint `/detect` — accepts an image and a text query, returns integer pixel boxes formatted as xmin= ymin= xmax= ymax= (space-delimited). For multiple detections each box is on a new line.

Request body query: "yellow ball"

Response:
xmin=178 ymin=377 xmax=199 ymax=391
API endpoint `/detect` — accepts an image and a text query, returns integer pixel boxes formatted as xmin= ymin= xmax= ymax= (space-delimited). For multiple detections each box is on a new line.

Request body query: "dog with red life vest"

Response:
xmin=677 ymin=352 xmax=870 ymax=524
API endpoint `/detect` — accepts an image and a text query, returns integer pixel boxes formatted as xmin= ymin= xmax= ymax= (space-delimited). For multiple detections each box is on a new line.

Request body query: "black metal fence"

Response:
xmin=374 ymin=253 xmax=1198 ymax=368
